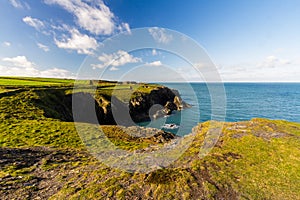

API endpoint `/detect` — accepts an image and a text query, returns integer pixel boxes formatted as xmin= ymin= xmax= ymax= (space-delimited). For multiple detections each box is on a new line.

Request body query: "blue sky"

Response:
xmin=0 ymin=0 xmax=300 ymax=81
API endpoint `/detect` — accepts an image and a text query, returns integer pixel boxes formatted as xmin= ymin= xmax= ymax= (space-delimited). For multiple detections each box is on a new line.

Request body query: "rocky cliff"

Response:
xmin=95 ymin=85 xmax=190 ymax=125
xmin=22 ymin=84 xmax=190 ymax=126
xmin=128 ymin=86 xmax=190 ymax=123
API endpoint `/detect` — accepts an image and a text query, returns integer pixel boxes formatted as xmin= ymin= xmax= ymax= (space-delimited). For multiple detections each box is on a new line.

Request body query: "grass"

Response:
xmin=1 ymin=119 xmax=299 ymax=199
xmin=0 ymin=77 xmax=299 ymax=199
xmin=0 ymin=119 xmax=164 ymax=152
xmin=95 ymin=83 xmax=160 ymax=103
xmin=181 ymin=119 xmax=300 ymax=199
xmin=0 ymin=80 xmax=161 ymax=122
xmin=0 ymin=77 xmax=74 ymax=86
xmin=0 ymin=119 xmax=83 ymax=149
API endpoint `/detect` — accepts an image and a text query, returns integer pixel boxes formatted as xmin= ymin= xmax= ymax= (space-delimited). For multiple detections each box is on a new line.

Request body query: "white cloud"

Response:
xmin=9 ymin=0 xmax=22 ymax=8
xmin=93 ymin=50 xmax=142 ymax=69
xmin=1 ymin=56 xmax=41 ymax=77
xmin=148 ymin=27 xmax=173 ymax=44
xmin=118 ymin=22 xmax=131 ymax=34
xmin=54 ymin=28 xmax=98 ymax=54
xmin=0 ymin=65 xmax=38 ymax=77
xmin=218 ymin=55 xmax=298 ymax=82
xmin=40 ymin=68 xmax=73 ymax=78
xmin=45 ymin=0 xmax=125 ymax=35
xmin=220 ymin=64 xmax=300 ymax=82
xmin=152 ymin=49 xmax=157 ymax=56
xmin=150 ymin=49 xmax=162 ymax=56
xmin=109 ymin=66 xmax=119 ymax=71
xmin=23 ymin=16 xmax=44 ymax=30
xmin=20 ymin=1 xmax=129 ymax=56
xmin=2 ymin=56 xmax=34 ymax=68
xmin=3 ymin=42 xmax=11 ymax=47
xmin=175 ymin=67 xmax=204 ymax=81
xmin=193 ymin=62 xmax=206 ymax=68
xmin=1 ymin=55 xmax=73 ymax=78
xmin=146 ymin=61 xmax=163 ymax=67
xmin=37 ymin=43 xmax=50 ymax=52
xmin=258 ymin=55 xmax=291 ymax=68
xmin=9 ymin=0 xmax=30 ymax=9
xmin=91 ymin=64 xmax=105 ymax=69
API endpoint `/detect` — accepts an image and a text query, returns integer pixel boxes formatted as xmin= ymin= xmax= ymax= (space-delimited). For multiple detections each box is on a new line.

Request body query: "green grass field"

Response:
xmin=0 ymin=77 xmax=74 ymax=86
xmin=0 ymin=77 xmax=299 ymax=199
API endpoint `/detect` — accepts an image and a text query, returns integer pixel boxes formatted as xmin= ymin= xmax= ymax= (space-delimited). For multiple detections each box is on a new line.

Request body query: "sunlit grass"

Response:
xmin=0 ymin=77 xmax=299 ymax=199
xmin=0 ymin=77 xmax=74 ymax=86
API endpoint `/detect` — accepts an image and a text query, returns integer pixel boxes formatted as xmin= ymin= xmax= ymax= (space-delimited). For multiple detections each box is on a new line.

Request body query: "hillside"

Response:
xmin=0 ymin=77 xmax=299 ymax=199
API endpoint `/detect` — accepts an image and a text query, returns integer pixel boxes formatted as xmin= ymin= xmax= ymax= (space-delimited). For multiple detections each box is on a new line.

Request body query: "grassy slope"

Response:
xmin=0 ymin=77 xmax=299 ymax=199
xmin=0 ymin=77 xmax=74 ymax=86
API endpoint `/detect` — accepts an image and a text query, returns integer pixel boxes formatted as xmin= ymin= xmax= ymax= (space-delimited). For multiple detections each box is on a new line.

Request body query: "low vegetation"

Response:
xmin=0 ymin=77 xmax=299 ymax=199
xmin=0 ymin=77 xmax=74 ymax=86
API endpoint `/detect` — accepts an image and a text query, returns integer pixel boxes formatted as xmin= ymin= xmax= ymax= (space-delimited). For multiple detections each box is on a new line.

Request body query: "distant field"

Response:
xmin=0 ymin=77 xmax=74 ymax=86
xmin=0 ymin=76 xmax=160 ymax=104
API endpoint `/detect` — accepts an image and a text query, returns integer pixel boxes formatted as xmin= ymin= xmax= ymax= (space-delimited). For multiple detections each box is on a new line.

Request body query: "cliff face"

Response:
xmin=129 ymin=86 xmax=190 ymax=123
xmin=27 ymin=85 xmax=189 ymax=125
xmin=95 ymin=86 xmax=190 ymax=125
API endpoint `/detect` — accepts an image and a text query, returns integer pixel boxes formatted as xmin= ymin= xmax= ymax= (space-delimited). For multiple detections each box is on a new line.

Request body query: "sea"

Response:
xmin=138 ymin=83 xmax=300 ymax=136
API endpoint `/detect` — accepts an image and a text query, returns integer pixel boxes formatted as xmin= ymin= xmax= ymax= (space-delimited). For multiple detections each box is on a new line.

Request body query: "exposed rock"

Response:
xmin=164 ymin=101 xmax=177 ymax=115
xmin=33 ymin=85 xmax=189 ymax=126
xmin=129 ymin=86 xmax=190 ymax=123
xmin=126 ymin=126 xmax=177 ymax=143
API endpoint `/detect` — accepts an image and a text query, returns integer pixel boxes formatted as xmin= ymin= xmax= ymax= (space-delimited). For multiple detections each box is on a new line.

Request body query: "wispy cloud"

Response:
xmin=146 ymin=61 xmax=163 ymax=66
xmin=1 ymin=55 xmax=73 ymax=78
xmin=92 ymin=50 xmax=142 ymax=70
xmin=258 ymin=55 xmax=291 ymax=68
xmin=175 ymin=67 xmax=204 ymax=81
xmin=118 ymin=23 xmax=131 ymax=34
xmin=148 ymin=27 xmax=173 ymax=44
xmin=40 ymin=68 xmax=73 ymax=78
xmin=109 ymin=66 xmax=119 ymax=71
xmin=152 ymin=49 xmax=157 ymax=56
xmin=37 ymin=43 xmax=50 ymax=52
xmin=2 ymin=42 xmax=11 ymax=47
xmin=44 ymin=0 xmax=130 ymax=35
xmin=9 ymin=0 xmax=30 ymax=9
xmin=219 ymin=55 xmax=297 ymax=82
xmin=54 ymin=28 xmax=98 ymax=54
xmin=23 ymin=16 xmax=45 ymax=31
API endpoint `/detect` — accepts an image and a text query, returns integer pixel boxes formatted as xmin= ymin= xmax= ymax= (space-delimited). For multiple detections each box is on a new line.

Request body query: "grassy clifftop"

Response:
xmin=0 ymin=77 xmax=299 ymax=199
xmin=1 ymin=118 xmax=299 ymax=199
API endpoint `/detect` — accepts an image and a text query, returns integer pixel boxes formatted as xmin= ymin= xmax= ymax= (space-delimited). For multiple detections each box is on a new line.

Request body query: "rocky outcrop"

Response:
xmin=96 ymin=86 xmax=190 ymax=125
xmin=125 ymin=126 xmax=177 ymax=143
xmin=129 ymin=86 xmax=190 ymax=123
xmin=34 ymin=85 xmax=189 ymax=125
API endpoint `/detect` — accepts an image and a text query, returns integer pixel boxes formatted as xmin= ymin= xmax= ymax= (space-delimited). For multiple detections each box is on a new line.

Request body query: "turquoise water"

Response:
xmin=139 ymin=83 xmax=300 ymax=136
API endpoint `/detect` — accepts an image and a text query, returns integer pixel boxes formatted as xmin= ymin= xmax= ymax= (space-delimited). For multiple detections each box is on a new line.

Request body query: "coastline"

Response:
xmin=0 ymin=77 xmax=300 ymax=199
